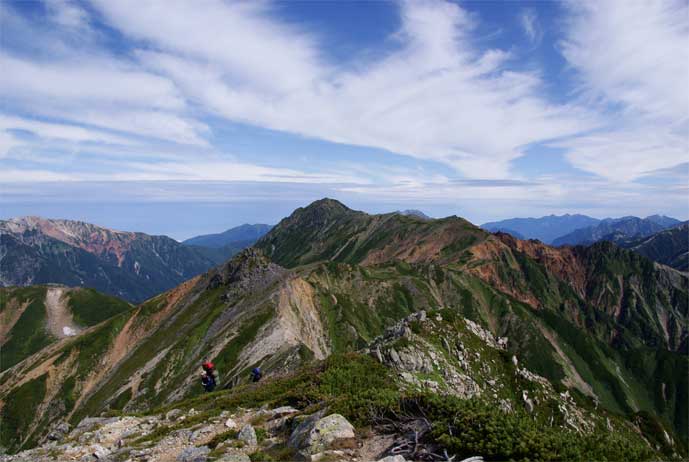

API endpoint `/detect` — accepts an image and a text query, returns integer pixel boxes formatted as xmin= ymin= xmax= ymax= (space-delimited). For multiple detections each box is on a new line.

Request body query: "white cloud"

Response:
xmin=553 ymin=129 xmax=688 ymax=182
xmin=0 ymin=131 xmax=22 ymax=158
xmin=0 ymin=115 xmax=132 ymax=148
xmin=519 ymin=9 xmax=541 ymax=43
xmin=561 ymin=0 xmax=688 ymax=122
xmin=93 ymin=0 xmax=596 ymax=179
xmin=0 ymin=54 xmax=184 ymax=111
xmin=46 ymin=0 xmax=90 ymax=31
xmin=0 ymin=159 xmax=367 ymax=186
xmin=557 ymin=0 xmax=689 ymax=182
xmin=91 ymin=0 xmax=323 ymax=94
xmin=1 ymin=0 xmax=687 ymax=203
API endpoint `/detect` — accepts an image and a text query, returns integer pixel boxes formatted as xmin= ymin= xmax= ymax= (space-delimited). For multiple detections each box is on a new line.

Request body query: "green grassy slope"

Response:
xmin=0 ymin=286 xmax=131 ymax=372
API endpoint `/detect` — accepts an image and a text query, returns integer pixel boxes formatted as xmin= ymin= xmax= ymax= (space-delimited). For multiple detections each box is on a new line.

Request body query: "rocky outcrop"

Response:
xmin=237 ymin=424 xmax=257 ymax=447
xmin=288 ymin=412 xmax=356 ymax=456
xmin=2 ymin=406 xmax=358 ymax=462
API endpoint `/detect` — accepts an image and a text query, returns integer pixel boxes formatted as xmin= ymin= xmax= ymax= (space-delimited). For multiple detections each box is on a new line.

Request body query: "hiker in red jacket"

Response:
xmin=201 ymin=360 xmax=218 ymax=392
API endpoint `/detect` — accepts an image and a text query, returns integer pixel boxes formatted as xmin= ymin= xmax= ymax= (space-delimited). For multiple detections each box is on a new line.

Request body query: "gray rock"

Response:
xmin=389 ymin=348 xmax=400 ymax=365
xmin=70 ymin=417 xmax=116 ymax=440
xmin=288 ymin=413 xmax=355 ymax=455
xmin=130 ymin=449 xmax=151 ymax=457
xmin=269 ymin=406 xmax=299 ymax=418
xmin=190 ymin=425 xmax=214 ymax=442
xmin=166 ymin=409 xmax=183 ymax=421
xmin=374 ymin=347 xmax=384 ymax=363
xmin=92 ymin=444 xmax=110 ymax=459
xmin=522 ymin=390 xmax=534 ymax=413
xmin=177 ymin=445 xmax=210 ymax=462
xmin=237 ymin=424 xmax=257 ymax=447
xmin=377 ymin=456 xmax=407 ymax=462
xmin=173 ymin=429 xmax=194 ymax=442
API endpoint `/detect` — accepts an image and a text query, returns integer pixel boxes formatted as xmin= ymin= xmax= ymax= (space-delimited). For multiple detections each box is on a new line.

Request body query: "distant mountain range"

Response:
xmin=0 ymin=219 xmax=275 ymax=303
xmin=182 ymin=223 xmax=273 ymax=265
xmin=482 ymin=214 xmax=600 ymax=244
xmin=182 ymin=223 xmax=272 ymax=248
xmin=618 ymin=221 xmax=689 ymax=271
xmin=483 ymin=214 xmax=682 ymax=246
xmin=552 ymin=216 xmax=680 ymax=246
xmin=0 ymin=217 xmax=220 ymax=303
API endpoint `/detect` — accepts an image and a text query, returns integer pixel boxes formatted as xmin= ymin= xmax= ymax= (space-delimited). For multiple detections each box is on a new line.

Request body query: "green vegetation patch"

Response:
xmin=0 ymin=287 xmax=50 ymax=371
xmin=0 ymin=373 xmax=48 ymax=451
xmin=67 ymin=288 xmax=131 ymax=326
xmin=413 ymin=393 xmax=654 ymax=462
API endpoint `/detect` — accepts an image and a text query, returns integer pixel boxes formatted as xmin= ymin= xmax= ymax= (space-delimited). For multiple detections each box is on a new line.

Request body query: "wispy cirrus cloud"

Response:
xmin=0 ymin=0 xmax=687 ymax=225
xmin=556 ymin=0 xmax=689 ymax=182
xmin=519 ymin=9 xmax=541 ymax=43
xmin=91 ymin=0 xmax=596 ymax=179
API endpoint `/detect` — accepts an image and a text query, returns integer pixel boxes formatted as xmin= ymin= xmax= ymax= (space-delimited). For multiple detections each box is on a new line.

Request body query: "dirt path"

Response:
xmin=45 ymin=287 xmax=81 ymax=338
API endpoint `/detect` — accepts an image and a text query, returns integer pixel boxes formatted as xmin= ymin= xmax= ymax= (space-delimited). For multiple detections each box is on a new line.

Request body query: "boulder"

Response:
xmin=237 ymin=424 xmax=257 ymax=447
xmin=166 ymin=409 xmax=184 ymax=421
xmin=177 ymin=445 xmax=210 ymax=462
xmin=224 ymin=418 xmax=238 ymax=429
xmin=190 ymin=425 xmax=215 ymax=442
xmin=288 ymin=413 xmax=355 ymax=455
xmin=268 ymin=406 xmax=299 ymax=418
xmin=377 ymin=456 xmax=407 ymax=462
xmin=47 ymin=421 xmax=70 ymax=441
xmin=91 ymin=444 xmax=110 ymax=459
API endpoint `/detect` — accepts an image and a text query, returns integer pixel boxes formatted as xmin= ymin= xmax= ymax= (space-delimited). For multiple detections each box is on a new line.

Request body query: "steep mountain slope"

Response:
xmin=1 ymin=199 xmax=686 ymax=457
xmin=482 ymin=214 xmax=600 ymax=244
xmin=258 ymin=200 xmax=688 ymax=438
xmin=183 ymin=224 xmax=272 ymax=248
xmin=255 ymin=198 xmax=486 ymax=268
xmin=552 ymin=216 xmax=667 ymax=246
xmin=0 ymin=286 xmax=131 ymax=372
xmin=0 ymin=217 xmax=220 ymax=303
xmin=2 ymin=328 xmax=662 ymax=462
xmin=618 ymin=222 xmax=689 ymax=271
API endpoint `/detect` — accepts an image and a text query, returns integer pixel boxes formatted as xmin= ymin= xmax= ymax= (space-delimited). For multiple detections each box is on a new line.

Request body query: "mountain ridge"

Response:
xmin=182 ymin=223 xmax=273 ymax=248
xmin=0 ymin=217 xmax=220 ymax=303
xmin=0 ymin=199 xmax=687 ymax=459
xmin=552 ymin=216 xmax=671 ymax=247
xmin=482 ymin=214 xmax=601 ymax=244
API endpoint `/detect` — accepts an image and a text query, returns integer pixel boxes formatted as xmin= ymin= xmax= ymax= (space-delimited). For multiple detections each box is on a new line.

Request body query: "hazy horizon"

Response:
xmin=2 ymin=197 xmax=686 ymax=242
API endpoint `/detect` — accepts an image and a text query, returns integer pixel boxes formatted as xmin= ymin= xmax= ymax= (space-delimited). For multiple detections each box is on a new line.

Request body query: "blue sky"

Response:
xmin=1 ymin=0 xmax=687 ymax=240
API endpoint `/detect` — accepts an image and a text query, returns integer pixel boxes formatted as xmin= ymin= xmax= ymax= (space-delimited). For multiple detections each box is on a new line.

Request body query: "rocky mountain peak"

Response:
xmin=290 ymin=198 xmax=356 ymax=225
xmin=396 ymin=209 xmax=432 ymax=220
xmin=208 ymin=247 xmax=284 ymax=292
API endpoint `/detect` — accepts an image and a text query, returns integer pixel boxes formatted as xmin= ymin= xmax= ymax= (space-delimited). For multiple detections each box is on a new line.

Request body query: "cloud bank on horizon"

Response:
xmin=0 ymin=0 xmax=687 ymax=226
